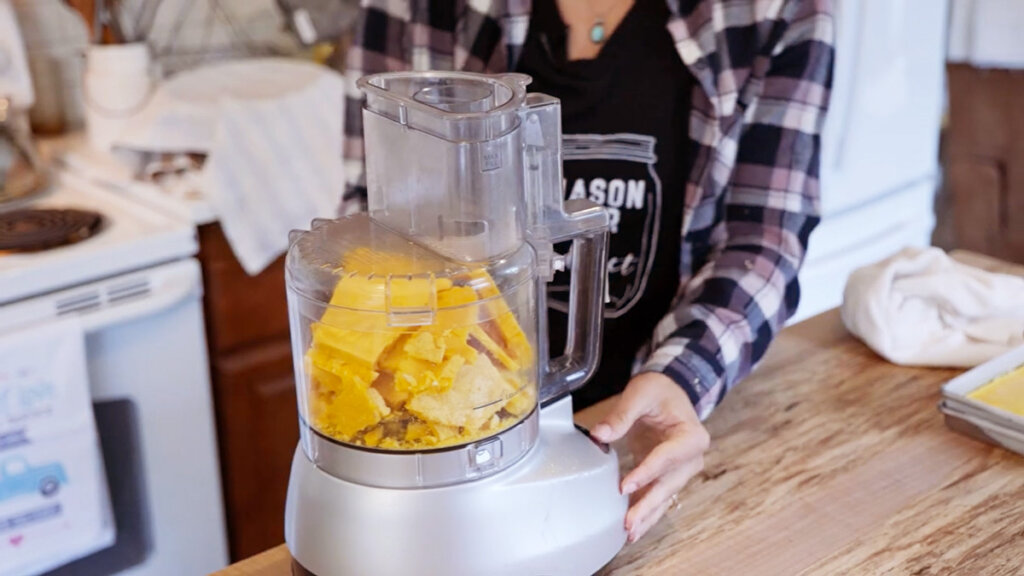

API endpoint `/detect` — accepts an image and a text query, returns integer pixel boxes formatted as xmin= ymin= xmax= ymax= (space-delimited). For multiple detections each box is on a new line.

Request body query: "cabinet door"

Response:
xmin=198 ymin=223 xmax=291 ymax=354
xmin=212 ymin=339 xmax=299 ymax=561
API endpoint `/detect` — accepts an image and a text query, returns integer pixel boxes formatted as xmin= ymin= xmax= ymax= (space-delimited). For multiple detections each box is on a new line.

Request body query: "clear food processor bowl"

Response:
xmin=285 ymin=215 xmax=538 ymax=454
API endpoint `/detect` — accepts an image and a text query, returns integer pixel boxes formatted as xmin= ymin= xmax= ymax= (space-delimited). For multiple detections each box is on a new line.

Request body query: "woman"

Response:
xmin=336 ymin=0 xmax=834 ymax=543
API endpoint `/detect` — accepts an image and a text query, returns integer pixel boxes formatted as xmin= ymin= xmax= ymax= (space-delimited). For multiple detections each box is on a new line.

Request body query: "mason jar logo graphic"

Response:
xmin=549 ymin=134 xmax=662 ymax=319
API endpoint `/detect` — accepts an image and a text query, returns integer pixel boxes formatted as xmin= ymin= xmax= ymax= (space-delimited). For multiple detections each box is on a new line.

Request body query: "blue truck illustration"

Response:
xmin=0 ymin=457 xmax=68 ymax=502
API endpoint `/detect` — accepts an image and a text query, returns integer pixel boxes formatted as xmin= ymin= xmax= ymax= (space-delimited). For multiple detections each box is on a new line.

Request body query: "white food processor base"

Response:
xmin=285 ymin=396 xmax=628 ymax=576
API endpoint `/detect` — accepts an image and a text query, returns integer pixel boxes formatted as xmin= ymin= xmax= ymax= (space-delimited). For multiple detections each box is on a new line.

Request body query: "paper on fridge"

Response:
xmin=841 ymin=247 xmax=1024 ymax=368
xmin=0 ymin=320 xmax=114 ymax=576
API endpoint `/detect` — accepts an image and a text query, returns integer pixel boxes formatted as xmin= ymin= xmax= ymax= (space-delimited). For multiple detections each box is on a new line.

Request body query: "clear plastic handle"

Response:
xmin=521 ymin=94 xmax=610 ymax=404
xmin=538 ymin=205 xmax=609 ymax=403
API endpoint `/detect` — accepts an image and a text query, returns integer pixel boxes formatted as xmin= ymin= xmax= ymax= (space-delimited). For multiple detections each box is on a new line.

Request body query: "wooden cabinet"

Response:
xmin=197 ymin=224 xmax=299 ymax=561
xmin=198 ymin=225 xmax=291 ymax=354
xmin=211 ymin=339 xmax=298 ymax=561
xmin=937 ymin=65 xmax=1024 ymax=263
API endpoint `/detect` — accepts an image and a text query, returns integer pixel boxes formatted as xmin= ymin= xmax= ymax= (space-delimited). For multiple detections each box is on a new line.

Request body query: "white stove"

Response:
xmin=0 ymin=170 xmax=197 ymax=306
xmin=0 ymin=168 xmax=229 ymax=575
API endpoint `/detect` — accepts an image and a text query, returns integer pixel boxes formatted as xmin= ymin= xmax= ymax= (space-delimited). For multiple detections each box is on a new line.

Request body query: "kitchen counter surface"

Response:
xmin=212 ymin=252 xmax=1024 ymax=576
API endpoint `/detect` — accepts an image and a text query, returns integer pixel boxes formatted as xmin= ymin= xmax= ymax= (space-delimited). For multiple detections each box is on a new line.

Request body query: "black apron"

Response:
xmin=517 ymin=0 xmax=693 ymax=410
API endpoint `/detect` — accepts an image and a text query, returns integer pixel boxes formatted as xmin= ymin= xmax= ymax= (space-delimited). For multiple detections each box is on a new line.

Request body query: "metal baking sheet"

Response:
xmin=940 ymin=396 xmax=1024 ymax=435
xmin=940 ymin=400 xmax=1024 ymax=457
xmin=941 ymin=344 xmax=1024 ymax=430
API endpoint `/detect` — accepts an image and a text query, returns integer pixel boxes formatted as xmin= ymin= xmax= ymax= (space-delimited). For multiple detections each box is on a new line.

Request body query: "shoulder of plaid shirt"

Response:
xmin=334 ymin=0 xmax=836 ymax=421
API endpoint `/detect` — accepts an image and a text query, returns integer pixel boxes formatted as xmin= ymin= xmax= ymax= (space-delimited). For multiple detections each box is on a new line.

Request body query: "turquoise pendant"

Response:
xmin=590 ymin=21 xmax=606 ymax=44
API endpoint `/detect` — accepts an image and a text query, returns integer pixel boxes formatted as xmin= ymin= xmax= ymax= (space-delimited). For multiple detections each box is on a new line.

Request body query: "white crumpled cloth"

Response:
xmin=841 ymin=247 xmax=1024 ymax=367
xmin=115 ymin=58 xmax=345 ymax=275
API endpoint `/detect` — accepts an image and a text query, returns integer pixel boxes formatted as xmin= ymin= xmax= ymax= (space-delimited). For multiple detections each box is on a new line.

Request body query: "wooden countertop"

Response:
xmin=213 ymin=252 xmax=1024 ymax=576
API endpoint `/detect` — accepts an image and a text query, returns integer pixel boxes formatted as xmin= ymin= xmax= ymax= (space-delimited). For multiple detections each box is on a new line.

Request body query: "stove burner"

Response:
xmin=0 ymin=208 xmax=104 ymax=252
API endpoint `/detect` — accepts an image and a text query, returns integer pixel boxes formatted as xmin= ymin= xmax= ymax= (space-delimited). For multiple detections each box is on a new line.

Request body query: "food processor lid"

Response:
xmin=358 ymin=72 xmax=531 ymax=143
xmin=285 ymin=214 xmax=533 ymax=326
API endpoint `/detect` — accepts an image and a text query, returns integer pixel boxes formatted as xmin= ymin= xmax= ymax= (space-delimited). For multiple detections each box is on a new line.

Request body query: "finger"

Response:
xmin=591 ymin=388 xmax=653 ymax=444
xmin=627 ymin=493 xmax=674 ymax=544
xmin=625 ymin=480 xmax=677 ymax=538
xmin=620 ymin=426 xmax=708 ymax=495
xmin=626 ymin=478 xmax=654 ymax=507
xmin=625 ymin=457 xmax=703 ymax=539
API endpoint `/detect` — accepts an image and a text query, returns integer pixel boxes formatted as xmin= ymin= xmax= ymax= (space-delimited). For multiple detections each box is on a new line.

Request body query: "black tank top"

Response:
xmin=517 ymin=0 xmax=693 ymax=410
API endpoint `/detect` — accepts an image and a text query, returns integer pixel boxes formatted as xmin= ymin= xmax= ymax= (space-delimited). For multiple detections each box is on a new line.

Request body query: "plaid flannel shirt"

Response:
xmin=336 ymin=0 xmax=835 ymax=420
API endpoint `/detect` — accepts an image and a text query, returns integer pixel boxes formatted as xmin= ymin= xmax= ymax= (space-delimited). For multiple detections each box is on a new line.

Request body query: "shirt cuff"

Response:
xmin=639 ymin=347 xmax=721 ymax=422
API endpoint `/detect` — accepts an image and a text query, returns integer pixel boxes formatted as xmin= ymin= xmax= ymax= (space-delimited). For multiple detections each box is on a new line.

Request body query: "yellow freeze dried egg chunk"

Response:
xmin=406 ymin=354 xmax=517 ymax=431
xmin=380 ymin=350 xmax=467 ymax=396
xmin=404 ymin=331 xmax=445 ymax=363
xmin=323 ymin=274 xmax=453 ymax=318
xmin=311 ymin=322 xmax=397 ymax=374
xmin=468 ymin=325 xmax=519 ymax=371
xmin=435 ymin=286 xmax=479 ymax=327
xmin=307 ymin=345 xmax=378 ymax=385
xmin=303 ymin=249 xmax=538 ymax=449
xmin=469 ymin=270 xmax=533 ymax=363
xmin=503 ymin=382 xmax=535 ymax=417
xmin=309 ymin=366 xmax=390 ymax=440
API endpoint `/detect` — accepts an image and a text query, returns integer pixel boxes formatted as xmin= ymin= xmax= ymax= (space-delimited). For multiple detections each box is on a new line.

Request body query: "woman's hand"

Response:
xmin=590 ymin=372 xmax=710 ymax=543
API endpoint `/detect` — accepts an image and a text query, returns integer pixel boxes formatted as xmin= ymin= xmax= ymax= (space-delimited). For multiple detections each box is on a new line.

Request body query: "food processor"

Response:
xmin=284 ymin=71 xmax=626 ymax=576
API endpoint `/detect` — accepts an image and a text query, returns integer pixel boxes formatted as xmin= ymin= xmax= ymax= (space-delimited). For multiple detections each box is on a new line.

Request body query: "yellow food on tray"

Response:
xmin=304 ymin=252 xmax=537 ymax=450
xmin=968 ymin=364 xmax=1024 ymax=417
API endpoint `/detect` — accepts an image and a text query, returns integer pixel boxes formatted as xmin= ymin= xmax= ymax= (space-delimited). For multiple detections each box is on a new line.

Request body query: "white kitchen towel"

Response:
xmin=0 ymin=320 xmax=115 ymax=576
xmin=841 ymin=247 xmax=1024 ymax=367
xmin=115 ymin=58 xmax=346 ymax=275
xmin=200 ymin=64 xmax=344 ymax=275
